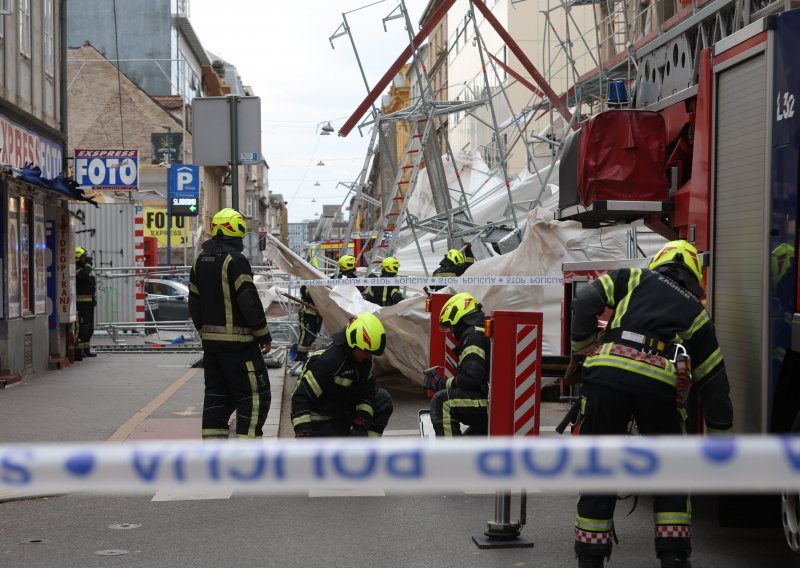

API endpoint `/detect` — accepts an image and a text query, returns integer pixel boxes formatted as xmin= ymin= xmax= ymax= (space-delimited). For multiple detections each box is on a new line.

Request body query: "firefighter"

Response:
xmin=364 ymin=256 xmax=403 ymax=306
xmin=569 ymin=240 xmax=733 ymax=568
xmin=429 ymin=292 xmax=490 ymax=436
xmin=189 ymin=208 xmax=272 ymax=439
xmin=291 ymin=312 xmax=393 ymax=437
xmin=430 ymin=248 xmax=467 ymax=291
xmin=295 ymin=283 xmax=323 ymax=363
xmin=75 ymin=246 xmax=97 ymax=360
xmin=336 ymin=254 xmax=357 ymax=279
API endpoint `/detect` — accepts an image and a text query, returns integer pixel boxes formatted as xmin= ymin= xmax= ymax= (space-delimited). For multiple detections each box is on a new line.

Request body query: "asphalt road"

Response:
xmin=0 ymin=351 xmax=797 ymax=568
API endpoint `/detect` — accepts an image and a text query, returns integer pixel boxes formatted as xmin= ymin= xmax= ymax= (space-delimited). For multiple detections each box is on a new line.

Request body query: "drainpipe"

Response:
xmin=60 ymin=0 xmax=68 ymax=173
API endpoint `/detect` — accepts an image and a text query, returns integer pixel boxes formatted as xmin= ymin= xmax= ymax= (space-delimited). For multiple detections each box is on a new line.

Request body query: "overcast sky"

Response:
xmin=190 ymin=0 xmax=428 ymax=223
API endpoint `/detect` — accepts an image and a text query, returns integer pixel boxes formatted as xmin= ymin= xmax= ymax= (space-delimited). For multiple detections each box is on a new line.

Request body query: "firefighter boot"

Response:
xmin=83 ymin=348 xmax=97 ymax=358
xmin=577 ymin=555 xmax=605 ymax=568
xmin=659 ymin=551 xmax=692 ymax=568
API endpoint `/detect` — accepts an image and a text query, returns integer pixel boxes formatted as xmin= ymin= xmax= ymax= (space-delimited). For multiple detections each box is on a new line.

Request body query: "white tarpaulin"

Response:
xmin=264 ymin=149 xmax=666 ymax=384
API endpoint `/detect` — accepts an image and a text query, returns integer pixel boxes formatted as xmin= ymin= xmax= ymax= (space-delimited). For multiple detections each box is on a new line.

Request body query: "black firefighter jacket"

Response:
xmin=291 ymin=330 xmax=377 ymax=434
xmin=188 ymin=237 xmax=271 ymax=352
xmin=445 ymin=310 xmax=491 ymax=395
xmin=571 ymin=265 xmax=733 ymax=433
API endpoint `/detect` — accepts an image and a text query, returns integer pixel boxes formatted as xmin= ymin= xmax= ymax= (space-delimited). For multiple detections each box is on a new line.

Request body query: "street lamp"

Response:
xmin=320 ymin=122 xmax=335 ymax=135
xmin=317 ymin=160 xmax=325 ymax=166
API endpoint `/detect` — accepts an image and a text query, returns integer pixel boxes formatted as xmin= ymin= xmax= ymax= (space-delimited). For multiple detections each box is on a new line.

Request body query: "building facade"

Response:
xmin=0 ymin=0 xmax=75 ymax=379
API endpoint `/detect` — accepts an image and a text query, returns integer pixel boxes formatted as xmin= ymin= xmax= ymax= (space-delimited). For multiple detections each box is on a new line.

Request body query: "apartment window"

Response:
xmin=44 ymin=0 xmax=54 ymax=76
xmin=18 ymin=0 xmax=30 ymax=57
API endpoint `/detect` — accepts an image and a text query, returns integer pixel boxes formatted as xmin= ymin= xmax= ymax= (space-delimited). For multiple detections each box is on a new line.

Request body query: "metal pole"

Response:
xmin=229 ymin=95 xmax=240 ymax=211
xmin=166 ymin=128 xmax=172 ymax=266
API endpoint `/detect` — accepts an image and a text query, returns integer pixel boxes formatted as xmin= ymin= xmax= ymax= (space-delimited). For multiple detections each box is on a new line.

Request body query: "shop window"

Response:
xmin=19 ymin=197 xmax=33 ymax=315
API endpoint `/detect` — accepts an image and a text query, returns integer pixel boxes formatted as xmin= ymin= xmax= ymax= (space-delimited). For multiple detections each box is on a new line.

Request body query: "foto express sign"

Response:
xmin=74 ymin=149 xmax=139 ymax=190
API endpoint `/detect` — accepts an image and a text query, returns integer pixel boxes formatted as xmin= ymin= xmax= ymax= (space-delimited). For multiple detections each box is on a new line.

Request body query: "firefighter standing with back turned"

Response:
xmin=429 ymin=292 xmax=490 ymax=436
xmin=568 ymin=240 xmax=733 ymax=568
xmin=291 ymin=312 xmax=393 ymax=437
xmin=189 ymin=208 xmax=272 ymax=439
xmin=75 ymin=246 xmax=97 ymax=360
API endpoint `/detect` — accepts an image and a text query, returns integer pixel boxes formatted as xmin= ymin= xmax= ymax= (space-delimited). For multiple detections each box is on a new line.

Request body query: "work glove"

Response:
xmin=351 ymin=417 xmax=370 ymax=437
xmin=295 ymin=430 xmax=313 ymax=438
xmin=432 ymin=373 xmax=448 ymax=392
xmin=260 ymin=341 xmax=272 ymax=355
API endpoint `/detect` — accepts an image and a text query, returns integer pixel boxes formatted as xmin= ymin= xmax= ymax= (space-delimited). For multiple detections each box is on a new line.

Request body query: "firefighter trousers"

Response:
xmin=201 ymin=344 xmax=271 ymax=439
xmin=430 ymin=387 xmax=488 ymax=437
xmin=297 ymin=310 xmax=322 ymax=359
xmin=307 ymin=388 xmax=393 ymax=437
xmin=76 ymin=302 xmax=95 ymax=352
xmin=574 ymin=381 xmax=690 ymax=560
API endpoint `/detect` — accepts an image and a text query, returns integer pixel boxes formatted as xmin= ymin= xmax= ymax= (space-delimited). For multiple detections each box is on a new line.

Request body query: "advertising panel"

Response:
xmin=74 ymin=149 xmax=139 ymax=190
xmin=0 ymin=113 xmax=63 ymax=178
xmin=46 ymin=219 xmax=56 ymax=329
xmin=7 ymin=197 xmax=19 ymax=319
xmin=34 ymin=202 xmax=46 ymax=315
xmin=20 ymin=197 xmax=30 ymax=314
xmin=143 ymin=207 xmax=188 ymax=247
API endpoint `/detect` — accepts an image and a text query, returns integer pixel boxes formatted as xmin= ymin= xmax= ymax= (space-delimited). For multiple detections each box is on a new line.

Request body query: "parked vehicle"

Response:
xmin=144 ymin=278 xmax=190 ymax=322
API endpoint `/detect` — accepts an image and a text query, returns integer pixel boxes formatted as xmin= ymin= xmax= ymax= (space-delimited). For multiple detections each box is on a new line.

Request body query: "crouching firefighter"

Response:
xmin=291 ymin=312 xmax=393 ymax=437
xmin=429 ymin=292 xmax=490 ymax=436
xmin=568 ymin=240 xmax=733 ymax=568
xmin=189 ymin=208 xmax=272 ymax=439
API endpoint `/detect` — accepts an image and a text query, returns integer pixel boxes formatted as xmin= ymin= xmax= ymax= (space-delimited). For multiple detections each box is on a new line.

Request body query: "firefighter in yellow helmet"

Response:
xmin=428 ymin=292 xmax=490 ymax=436
xmin=568 ymin=240 xmax=733 ymax=568
xmin=74 ymin=246 xmax=97 ymax=360
xmin=364 ymin=256 xmax=403 ymax=306
xmin=335 ymin=254 xmax=365 ymax=294
xmin=189 ymin=208 xmax=272 ymax=439
xmin=430 ymin=248 xmax=467 ymax=292
xmin=291 ymin=312 xmax=393 ymax=437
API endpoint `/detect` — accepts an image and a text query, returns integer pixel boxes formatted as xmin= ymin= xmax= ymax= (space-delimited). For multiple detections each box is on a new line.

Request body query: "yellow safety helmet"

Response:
xmin=75 ymin=246 xmax=87 ymax=261
xmin=211 ymin=208 xmax=247 ymax=238
xmin=381 ymin=256 xmax=400 ymax=274
xmin=338 ymin=255 xmax=356 ymax=272
xmin=649 ymin=239 xmax=703 ymax=284
xmin=346 ymin=312 xmax=387 ymax=355
xmin=439 ymin=292 xmax=480 ymax=329
xmin=772 ymin=243 xmax=795 ymax=285
xmin=446 ymin=249 xmax=465 ymax=266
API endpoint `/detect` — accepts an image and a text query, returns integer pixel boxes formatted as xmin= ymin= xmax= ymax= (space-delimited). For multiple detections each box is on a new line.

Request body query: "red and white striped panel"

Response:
xmin=134 ymin=213 xmax=145 ymax=322
xmin=514 ymin=324 xmax=539 ymax=436
xmin=444 ymin=332 xmax=457 ymax=377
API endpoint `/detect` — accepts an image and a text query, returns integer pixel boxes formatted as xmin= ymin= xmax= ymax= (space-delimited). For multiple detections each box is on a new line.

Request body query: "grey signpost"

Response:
xmin=192 ymin=95 xmax=262 ymax=213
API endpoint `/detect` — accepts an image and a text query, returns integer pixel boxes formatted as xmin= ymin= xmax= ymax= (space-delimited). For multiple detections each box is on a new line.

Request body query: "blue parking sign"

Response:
xmin=168 ymin=165 xmax=200 ymax=216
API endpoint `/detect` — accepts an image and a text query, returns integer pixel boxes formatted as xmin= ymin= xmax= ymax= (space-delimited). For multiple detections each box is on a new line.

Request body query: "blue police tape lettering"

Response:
xmin=385 ymin=450 xmax=423 ymax=478
xmin=331 ymin=449 xmax=377 ymax=479
xmin=65 ymin=453 xmax=95 ymax=477
xmin=781 ymin=437 xmax=800 ymax=470
xmin=477 ymin=449 xmax=514 ymax=477
xmin=228 ymin=452 xmax=268 ymax=481
xmin=132 ymin=450 xmax=166 ymax=482
xmin=574 ymin=447 xmax=615 ymax=477
xmin=1 ymin=450 xmax=32 ymax=485
xmin=521 ymin=447 xmax=569 ymax=477
xmin=622 ymin=446 xmax=659 ymax=476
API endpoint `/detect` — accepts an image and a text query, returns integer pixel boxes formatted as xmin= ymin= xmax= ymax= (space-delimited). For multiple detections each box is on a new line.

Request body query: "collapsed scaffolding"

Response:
xmin=318 ymin=0 xmax=797 ymax=272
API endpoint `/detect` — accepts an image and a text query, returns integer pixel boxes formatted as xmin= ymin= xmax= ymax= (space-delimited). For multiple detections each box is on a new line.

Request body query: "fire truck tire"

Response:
xmin=782 ymin=410 xmax=800 ymax=553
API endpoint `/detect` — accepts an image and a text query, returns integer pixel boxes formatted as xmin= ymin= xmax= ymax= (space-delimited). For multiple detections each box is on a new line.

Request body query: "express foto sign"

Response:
xmin=74 ymin=149 xmax=139 ymax=190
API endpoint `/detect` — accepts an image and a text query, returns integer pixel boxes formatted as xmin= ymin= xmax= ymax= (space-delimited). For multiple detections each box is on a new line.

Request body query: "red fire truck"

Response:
xmin=556 ymin=7 xmax=800 ymax=550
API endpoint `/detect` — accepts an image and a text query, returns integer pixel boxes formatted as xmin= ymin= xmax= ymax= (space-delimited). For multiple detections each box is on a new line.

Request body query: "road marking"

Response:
xmin=152 ymin=489 xmax=233 ymax=501
xmin=106 ymin=368 xmax=200 ymax=443
xmin=382 ymin=429 xmax=419 ymax=437
xmin=173 ymin=406 xmax=201 ymax=416
xmin=308 ymin=488 xmax=386 ymax=497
